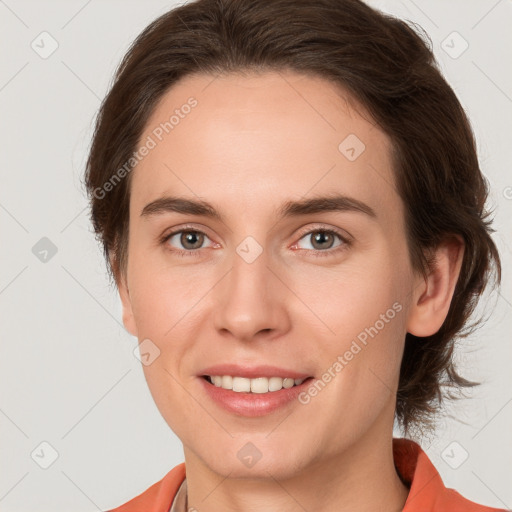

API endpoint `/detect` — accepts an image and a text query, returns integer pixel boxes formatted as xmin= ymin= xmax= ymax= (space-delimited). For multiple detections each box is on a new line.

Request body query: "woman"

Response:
xmin=84 ymin=0 xmax=504 ymax=510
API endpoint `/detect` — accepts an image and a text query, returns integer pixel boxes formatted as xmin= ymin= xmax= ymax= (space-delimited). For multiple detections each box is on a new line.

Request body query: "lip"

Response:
xmin=199 ymin=375 xmax=315 ymax=417
xmin=198 ymin=363 xmax=312 ymax=380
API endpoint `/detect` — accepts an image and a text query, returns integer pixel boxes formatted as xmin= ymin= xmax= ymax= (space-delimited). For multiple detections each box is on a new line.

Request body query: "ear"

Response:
xmin=112 ymin=257 xmax=138 ymax=338
xmin=406 ymin=235 xmax=464 ymax=337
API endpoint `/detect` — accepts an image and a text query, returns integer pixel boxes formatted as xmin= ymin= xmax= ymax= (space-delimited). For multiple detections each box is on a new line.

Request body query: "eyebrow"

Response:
xmin=140 ymin=194 xmax=377 ymax=221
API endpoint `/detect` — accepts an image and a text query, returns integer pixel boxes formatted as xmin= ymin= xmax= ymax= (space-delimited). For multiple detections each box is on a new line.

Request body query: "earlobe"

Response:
xmin=116 ymin=266 xmax=139 ymax=338
xmin=406 ymin=236 xmax=464 ymax=337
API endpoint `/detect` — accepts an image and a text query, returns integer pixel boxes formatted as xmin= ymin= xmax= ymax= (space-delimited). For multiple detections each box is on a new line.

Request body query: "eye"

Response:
xmin=159 ymin=225 xmax=351 ymax=258
xmin=292 ymin=228 xmax=350 ymax=257
xmin=160 ymin=227 xmax=216 ymax=256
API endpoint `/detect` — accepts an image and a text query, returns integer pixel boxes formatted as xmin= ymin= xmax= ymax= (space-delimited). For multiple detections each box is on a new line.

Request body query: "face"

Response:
xmin=118 ymin=70 xmax=424 ymax=479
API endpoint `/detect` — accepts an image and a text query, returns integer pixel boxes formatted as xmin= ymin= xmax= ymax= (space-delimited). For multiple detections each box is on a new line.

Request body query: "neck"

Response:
xmin=183 ymin=413 xmax=409 ymax=512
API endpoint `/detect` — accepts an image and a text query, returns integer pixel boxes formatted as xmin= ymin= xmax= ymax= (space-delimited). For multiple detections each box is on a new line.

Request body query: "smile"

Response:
xmin=204 ymin=375 xmax=308 ymax=393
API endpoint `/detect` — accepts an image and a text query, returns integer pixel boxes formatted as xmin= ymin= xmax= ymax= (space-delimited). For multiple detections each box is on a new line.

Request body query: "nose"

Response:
xmin=213 ymin=245 xmax=291 ymax=342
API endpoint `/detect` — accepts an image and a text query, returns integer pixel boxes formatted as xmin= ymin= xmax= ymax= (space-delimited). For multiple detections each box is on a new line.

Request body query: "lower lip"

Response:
xmin=199 ymin=376 xmax=314 ymax=417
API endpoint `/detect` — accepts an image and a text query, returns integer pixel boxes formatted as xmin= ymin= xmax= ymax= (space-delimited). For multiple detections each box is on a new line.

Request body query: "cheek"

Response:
xmin=318 ymin=295 xmax=406 ymax=402
xmin=294 ymin=251 xmax=403 ymax=340
xmin=297 ymin=249 xmax=407 ymax=407
xmin=308 ymin=307 xmax=406 ymax=440
xmin=127 ymin=254 xmax=204 ymax=337
xmin=140 ymin=362 xmax=200 ymax=442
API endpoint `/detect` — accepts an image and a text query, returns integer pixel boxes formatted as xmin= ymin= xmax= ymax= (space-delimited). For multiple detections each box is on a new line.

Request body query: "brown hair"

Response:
xmin=83 ymin=0 xmax=501 ymax=436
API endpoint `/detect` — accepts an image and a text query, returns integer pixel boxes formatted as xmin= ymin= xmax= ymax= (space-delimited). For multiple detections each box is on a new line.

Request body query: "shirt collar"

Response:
xmin=394 ymin=437 xmax=452 ymax=510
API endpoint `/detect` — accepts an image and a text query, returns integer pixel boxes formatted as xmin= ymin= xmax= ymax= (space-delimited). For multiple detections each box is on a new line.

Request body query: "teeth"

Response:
xmin=207 ymin=375 xmax=307 ymax=393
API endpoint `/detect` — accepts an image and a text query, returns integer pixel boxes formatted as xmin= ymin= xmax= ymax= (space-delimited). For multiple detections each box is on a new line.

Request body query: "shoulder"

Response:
xmin=106 ymin=462 xmax=186 ymax=512
xmin=393 ymin=438 xmax=506 ymax=512
xmin=434 ymin=487 xmax=507 ymax=512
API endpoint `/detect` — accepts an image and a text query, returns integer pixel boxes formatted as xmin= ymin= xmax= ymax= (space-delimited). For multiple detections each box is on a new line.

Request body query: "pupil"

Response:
xmin=182 ymin=231 xmax=203 ymax=249
xmin=313 ymin=231 xmax=333 ymax=249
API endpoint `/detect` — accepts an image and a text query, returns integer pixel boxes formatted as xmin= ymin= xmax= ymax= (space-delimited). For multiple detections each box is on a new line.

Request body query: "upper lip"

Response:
xmin=198 ymin=364 xmax=313 ymax=380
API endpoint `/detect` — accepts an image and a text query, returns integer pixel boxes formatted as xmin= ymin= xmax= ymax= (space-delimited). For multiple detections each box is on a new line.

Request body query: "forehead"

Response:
xmin=130 ymin=70 xmax=399 ymax=224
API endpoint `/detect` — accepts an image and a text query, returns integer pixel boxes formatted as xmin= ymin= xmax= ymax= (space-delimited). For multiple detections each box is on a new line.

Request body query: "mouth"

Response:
xmin=201 ymin=374 xmax=315 ymax=393
xmin=199 ymin=373 xmax=315 ymax=416
xmin=197 ymin=363 xmax=315 ymax=416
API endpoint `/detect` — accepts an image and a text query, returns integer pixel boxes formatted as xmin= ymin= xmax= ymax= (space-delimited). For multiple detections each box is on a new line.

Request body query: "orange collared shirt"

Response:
xmin=107 ymin=438 xmax=506 ymax=512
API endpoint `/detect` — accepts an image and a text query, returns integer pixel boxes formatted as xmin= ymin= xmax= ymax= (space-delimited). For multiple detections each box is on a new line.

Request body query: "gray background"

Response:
xmin=0 ymin=0 xmax=510 ymax=510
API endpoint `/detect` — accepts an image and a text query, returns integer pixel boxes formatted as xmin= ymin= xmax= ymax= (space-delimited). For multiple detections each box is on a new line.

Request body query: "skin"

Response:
xmin=116 ymin=70 xmax=464 ymax=512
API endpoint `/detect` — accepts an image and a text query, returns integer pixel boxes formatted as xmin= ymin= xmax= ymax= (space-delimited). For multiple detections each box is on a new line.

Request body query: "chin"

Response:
xmin=195 ymin=439 xmax=309 ymax=481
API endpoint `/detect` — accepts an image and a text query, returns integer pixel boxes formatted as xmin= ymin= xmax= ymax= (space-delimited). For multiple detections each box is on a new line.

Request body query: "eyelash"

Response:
xmin=159 ymin=224 xmax=351 ymax=259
